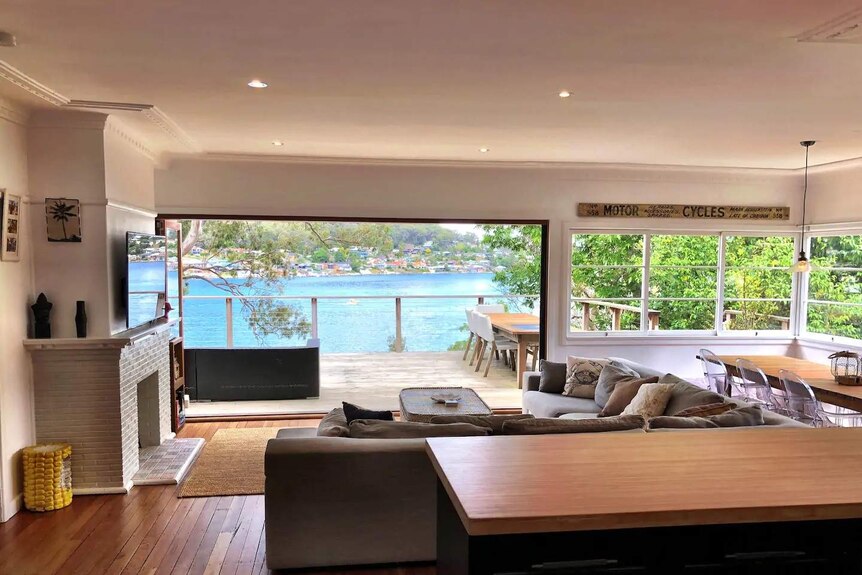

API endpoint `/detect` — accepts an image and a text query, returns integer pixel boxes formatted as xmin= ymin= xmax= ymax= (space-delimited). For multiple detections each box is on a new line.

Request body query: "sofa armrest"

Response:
xmin=523 ymin=371 xmax=541 ymax=392
xmin=264 ymin=437 xmax=436 ymax=569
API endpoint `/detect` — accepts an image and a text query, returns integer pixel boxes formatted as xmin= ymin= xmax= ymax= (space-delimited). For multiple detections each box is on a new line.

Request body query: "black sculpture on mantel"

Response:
xmin=31 ymin=293 xmax=53 ymax=339
xmin=75 ymin=300 xmax=87 ymax=338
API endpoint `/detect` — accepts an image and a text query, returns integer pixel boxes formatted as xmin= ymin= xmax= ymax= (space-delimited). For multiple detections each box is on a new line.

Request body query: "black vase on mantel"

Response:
xmin=75 ymin=300 xmax=87 ymax=338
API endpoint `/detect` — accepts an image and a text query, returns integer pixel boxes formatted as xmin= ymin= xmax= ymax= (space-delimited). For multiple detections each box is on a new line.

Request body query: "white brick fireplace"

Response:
xmin=24 ymin=321 xmax=176 ymax=494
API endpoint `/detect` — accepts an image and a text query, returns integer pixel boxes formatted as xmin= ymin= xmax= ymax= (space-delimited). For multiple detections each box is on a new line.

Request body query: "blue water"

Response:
xmin=167 ymin=271 xmax=533 ymax=352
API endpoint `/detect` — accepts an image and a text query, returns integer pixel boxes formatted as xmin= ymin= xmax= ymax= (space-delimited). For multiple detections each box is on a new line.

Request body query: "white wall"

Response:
xmin=0 ymin=108 xmax=33 ymax=522
xmin=27 ymin=111 xmax=111 ymax=338
xmin=156 ymin=157 xmax=803 ymax=376
xmin=104 ymin=120 xmax=157 ymax=334
xmin=807 ymin=160 xmax=862 ymax=225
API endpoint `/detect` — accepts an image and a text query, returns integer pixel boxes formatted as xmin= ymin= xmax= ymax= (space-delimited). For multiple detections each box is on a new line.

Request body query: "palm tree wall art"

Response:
xmin=46 ymin=198 xmax=82 ymax=242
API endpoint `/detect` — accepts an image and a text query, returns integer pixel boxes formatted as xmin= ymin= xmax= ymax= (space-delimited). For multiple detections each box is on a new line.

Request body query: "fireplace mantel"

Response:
xmin=23 ymin=318 xmax=179 ymax=351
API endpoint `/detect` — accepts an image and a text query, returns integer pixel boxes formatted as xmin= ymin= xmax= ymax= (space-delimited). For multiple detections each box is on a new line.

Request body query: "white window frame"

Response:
xmin=799 ymin=229 xmax=862 ymax=347
xmin=566 ymin=228 xmax=797 ymax=339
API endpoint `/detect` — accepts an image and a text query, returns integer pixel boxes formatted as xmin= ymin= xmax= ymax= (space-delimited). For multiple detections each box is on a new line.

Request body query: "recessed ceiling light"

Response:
xmin=558 ymin=90 xmax=571 ymax=98
xmin=272 ymin=140 xmax=284 ymax=146
xmin=247 ymin=79 xmax=268 ymax=89
xmin=479 ymin=147 xmax=490 ymax=153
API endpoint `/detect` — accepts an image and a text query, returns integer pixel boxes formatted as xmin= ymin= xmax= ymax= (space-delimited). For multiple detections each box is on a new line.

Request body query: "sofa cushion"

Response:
xmin=317 ymin=408 xmax=350 ymax=437
xmin=674 ymin=402 xmax=735 ymax=418
xmin=594 ymin=362 xmax=640 ymax=409
xmin=428 ymin=414 xmax=534 ymax=434
xmin=648 ymin=405 xmax=765 ymax=430
xmin=522 ymin=390 xmax=602 ymax=418
xmin=621 ymin=383 xmax=675 ymax=418
xmin=538 ymin=360 xmax=567 ymax=394
xmin=343 ymin=402 xmax=394 ymax=424
xmin=659 ymin=374 xmax=726 ymax=416
xmin=348 ymin=419 xmax=491 ymax=439
xmin=558 ymin=412 xmax=600 ymax=420
xmin=501 ymin=415 xmax=646 ymax=435
xmin=565 ymin=356 xmax=610 ymax=387
xmin=598 ymin=373 xmax=660 ymax=416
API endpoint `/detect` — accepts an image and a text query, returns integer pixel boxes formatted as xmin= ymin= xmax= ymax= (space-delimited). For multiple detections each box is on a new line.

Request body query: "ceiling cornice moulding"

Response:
xmin=0 ymin=60 xmax=69 ymax=106
xmin=105 ymin=117 xmax=156 ymax=162
xmin=182 ymin=152 xmax=796 ymax=176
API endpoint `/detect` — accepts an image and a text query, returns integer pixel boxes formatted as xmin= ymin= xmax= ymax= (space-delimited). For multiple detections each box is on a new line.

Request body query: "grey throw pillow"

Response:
xmin=659 ymin=374 xmax=726 ymax=416
xmin=538 ymin=360 xmax=567 ymax=394
xmin=594 ymin=362 xmax=640 ymax=409
xmin=501 ymin=415 xmax=645 ymax=435
xmin=428 ymin=414 xmax=534 ymax=434
xmin=348 ymin=420 xmax=491 ymax=439
xmin=317 ymin=407 xmax=350 ymax=437
xmin=648 ymin=405 xmax=765 ymax=430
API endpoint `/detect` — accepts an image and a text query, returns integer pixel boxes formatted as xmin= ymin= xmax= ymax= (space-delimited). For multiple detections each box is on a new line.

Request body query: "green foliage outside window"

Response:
xmin=807 ymin=235 xmax=862 ymax=340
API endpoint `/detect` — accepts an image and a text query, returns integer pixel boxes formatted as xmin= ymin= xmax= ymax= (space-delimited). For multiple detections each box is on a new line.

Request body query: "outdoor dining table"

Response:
xmin=486 ymin=312 xmax=540 ymax=388
xmin=713 ymin=354 xmax=862 ymax=413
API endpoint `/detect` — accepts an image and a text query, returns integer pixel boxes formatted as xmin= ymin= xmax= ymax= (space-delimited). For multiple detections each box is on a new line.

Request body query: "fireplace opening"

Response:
xmin=137 ymin=372 xmax=161 ymax=448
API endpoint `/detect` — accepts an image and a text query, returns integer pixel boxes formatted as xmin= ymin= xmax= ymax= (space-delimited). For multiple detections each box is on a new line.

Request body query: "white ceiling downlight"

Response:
xmin=247 ymin=79 xmax=268 ymax=88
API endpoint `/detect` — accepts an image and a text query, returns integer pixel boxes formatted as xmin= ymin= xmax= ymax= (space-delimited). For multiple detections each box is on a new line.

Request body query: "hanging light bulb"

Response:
xmin=791 ymin=140 xmax=816 ymax=273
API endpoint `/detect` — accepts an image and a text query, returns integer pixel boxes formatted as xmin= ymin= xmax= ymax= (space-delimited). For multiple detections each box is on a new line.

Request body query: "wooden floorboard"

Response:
xmin=0 ymin=419 xmax=435 ymax=575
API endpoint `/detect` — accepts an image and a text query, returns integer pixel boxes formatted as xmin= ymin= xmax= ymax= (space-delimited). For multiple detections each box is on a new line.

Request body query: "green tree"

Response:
xmin=480 ymin=224 xmax=542 ymax=308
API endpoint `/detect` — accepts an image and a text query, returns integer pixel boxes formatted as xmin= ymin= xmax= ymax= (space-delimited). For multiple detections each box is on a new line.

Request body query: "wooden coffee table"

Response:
xmin=398 ymin=387 xmax=492 ymax=422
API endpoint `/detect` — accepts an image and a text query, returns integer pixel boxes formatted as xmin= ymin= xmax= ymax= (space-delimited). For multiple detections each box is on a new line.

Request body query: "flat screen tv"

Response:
xmin=126 ymin=232 xmax=168 ymax=329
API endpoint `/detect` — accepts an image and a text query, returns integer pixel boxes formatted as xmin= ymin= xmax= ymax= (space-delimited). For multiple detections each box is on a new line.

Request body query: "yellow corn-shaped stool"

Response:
xmin=23 ymin=444 xmax=72 ymax=512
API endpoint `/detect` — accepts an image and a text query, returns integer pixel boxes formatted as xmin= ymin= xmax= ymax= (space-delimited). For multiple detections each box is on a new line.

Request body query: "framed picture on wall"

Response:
xmin=1 ymin=190 xmax=22 ymax=262
xmin=45 ymin=197 xmax=82 ymax=242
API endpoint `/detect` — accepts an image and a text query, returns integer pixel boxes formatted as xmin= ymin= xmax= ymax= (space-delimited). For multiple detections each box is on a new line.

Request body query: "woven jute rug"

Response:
xmin=178 ymin=427 xmax=278 ymax=497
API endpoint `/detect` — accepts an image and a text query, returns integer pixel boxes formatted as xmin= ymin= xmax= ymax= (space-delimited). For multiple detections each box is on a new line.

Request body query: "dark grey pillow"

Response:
xmin=594 ymin=362 xmax=640 ymax=409
xmin=659 ymin=374 xmax=726 ymax=416
xmin=317 ymin=407 xmax=349 ymax=437
xmin=538 ymin=360 xmax=567 ymax=394
xmin=501 ymin=415 xmax=645 ymax=435
xmin=348 ymin=420 xmax=492 ymax=439
xmin=649 ymin=405 xmax=765 ymax=430
xmin=429 ymin=413 xmax=535 ymax=434
xmin=342 ymin=401 xmax=394 ymax=424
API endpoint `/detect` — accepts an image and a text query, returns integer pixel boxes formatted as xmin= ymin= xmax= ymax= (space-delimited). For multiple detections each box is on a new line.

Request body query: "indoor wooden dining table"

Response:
xmin=486 ymin=313 xmax=539 ymax=388
xmin=715 ymin=354 xmax=862 ymax=412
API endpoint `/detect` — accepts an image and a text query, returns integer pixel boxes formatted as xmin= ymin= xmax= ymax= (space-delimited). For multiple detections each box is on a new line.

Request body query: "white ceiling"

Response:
xmin=1 ymin=0 xmax=862 ymax=168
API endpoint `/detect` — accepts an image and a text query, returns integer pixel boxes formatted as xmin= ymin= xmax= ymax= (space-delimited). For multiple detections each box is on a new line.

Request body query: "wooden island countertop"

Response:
xmin=426 ymin=428 xmax=862 ymax=537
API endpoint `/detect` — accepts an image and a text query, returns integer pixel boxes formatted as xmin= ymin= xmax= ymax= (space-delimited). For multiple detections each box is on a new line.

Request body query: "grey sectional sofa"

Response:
xmin=521 ymin=357 xmax=805 ymax=428
xmin=265 ymin=357 xmax=805 ymax=570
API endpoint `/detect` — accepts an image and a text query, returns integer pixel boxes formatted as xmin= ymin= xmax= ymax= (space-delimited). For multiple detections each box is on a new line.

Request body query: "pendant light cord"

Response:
xmin=801 ymin=143 xmax=809 ymax=249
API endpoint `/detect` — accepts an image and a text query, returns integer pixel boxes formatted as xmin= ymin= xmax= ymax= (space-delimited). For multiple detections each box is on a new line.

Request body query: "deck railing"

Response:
xmin=174 ymin=293 xmax=538 ymax=349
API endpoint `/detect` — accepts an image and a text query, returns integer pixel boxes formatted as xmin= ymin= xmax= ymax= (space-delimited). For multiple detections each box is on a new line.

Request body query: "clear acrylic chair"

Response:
xmin=779 ymin=369 xmax=862 ymax=428
xmin=698 ymin=349 xmax=731 ymax=396
xmin=734 ymin=358 xmax=778 ymax=411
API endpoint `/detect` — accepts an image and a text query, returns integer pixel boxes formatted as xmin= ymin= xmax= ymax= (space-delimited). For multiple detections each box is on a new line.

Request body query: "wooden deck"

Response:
xmin=186 ymin=351 xmax=523 ymax=418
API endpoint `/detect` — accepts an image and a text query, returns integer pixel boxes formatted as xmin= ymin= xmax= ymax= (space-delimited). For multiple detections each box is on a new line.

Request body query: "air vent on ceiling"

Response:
xmin=797 ymin=7 xmax=862 ymax=43
xmin=65 ymin=100 xmax=154 ymax=112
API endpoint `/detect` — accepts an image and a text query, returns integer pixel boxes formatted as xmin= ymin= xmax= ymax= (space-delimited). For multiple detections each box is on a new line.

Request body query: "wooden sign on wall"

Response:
xmin=577 ymin=203 xmax=790 ymax=220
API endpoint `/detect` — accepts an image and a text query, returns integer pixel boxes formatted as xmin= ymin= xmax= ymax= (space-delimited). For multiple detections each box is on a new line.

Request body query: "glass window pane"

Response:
xmin=648 ymin=235 xmax=718 ymax=330
xmin=808 ymin=271 xmax=862 ymax=303
xmin=649 ymin=299 xmax=716 ymax=331
xmin=571 ymin=234 xmax=645 ymax=333
xmin=571 ymin=299 xmax=642 ymax=332
xmin=650 ymin=235 xmax=719 ymax=266
xmin=650 ymin=268 xmax=717 ymax=299
xmin=810 ymin=236 xmax=862 ymax=268
xmin=725 ymin=236 xmax=795 ymax=268
xmin=571 ymin=266 xmax=643 ymax=300
xmin=723 ymin=301 xmax=792 ymax=331
xmin=807 ymin=303 xmax=862 ymax=340
xmin=572 ymin=234 xmax=643 ymax=266
xmin=723 ymin=236 xmax=795 ymax=332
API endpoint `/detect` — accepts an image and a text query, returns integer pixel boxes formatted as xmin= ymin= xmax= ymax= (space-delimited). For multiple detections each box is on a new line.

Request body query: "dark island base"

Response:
xmin=437 ymin=482 xmax=862 ymax=575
